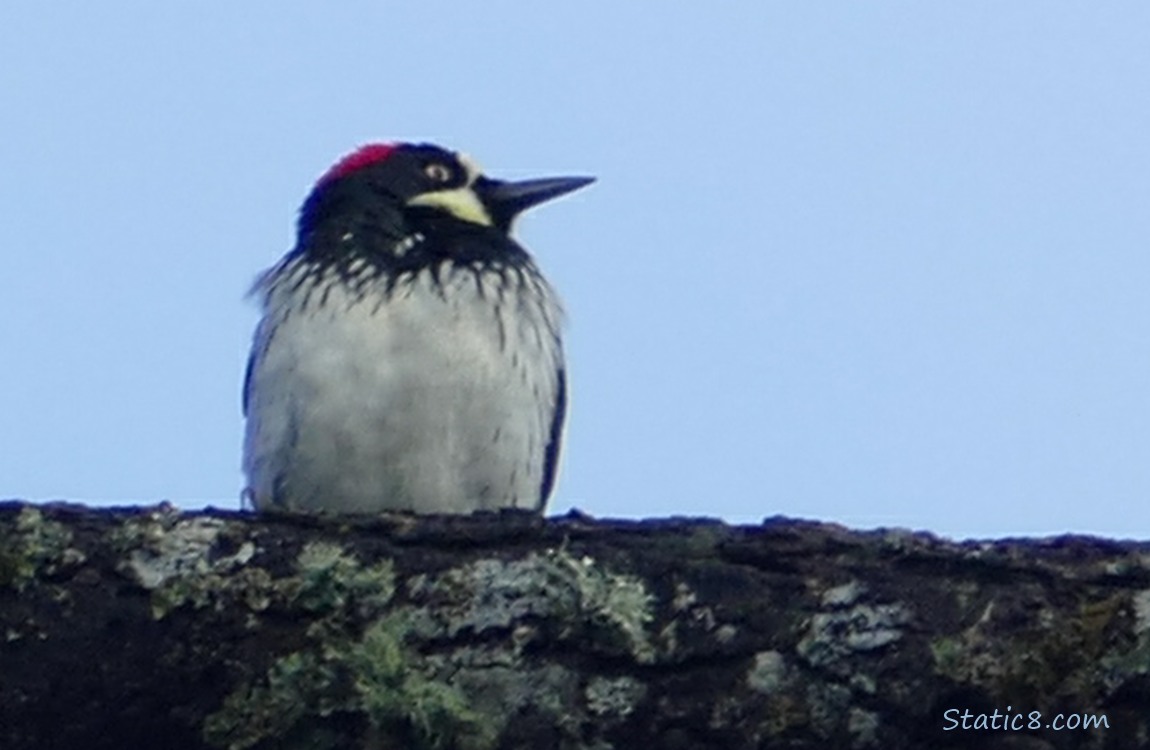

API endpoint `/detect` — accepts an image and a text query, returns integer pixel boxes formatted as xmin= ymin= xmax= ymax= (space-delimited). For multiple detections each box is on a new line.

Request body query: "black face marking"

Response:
xmin=390 ymin=143 xmax=471 ymax=194
xmin=285 ymin=143 xmax=533 ymax=296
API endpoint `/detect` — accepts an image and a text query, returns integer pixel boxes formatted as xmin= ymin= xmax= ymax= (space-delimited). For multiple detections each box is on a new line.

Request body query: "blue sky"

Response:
xmin=3 ymin=4 xmax=1148 ymax=539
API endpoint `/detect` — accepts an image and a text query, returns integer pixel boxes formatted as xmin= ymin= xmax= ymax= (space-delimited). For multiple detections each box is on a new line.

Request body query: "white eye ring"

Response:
xmin=424 ymin=163 xmax=453 ymax=183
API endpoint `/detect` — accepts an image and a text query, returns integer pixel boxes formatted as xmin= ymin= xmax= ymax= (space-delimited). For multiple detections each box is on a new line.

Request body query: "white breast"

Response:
xmin=243 ymin=260 xmax=564 ymax=513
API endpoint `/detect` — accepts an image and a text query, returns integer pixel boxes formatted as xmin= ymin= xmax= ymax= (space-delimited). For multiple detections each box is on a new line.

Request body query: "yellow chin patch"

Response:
xmin=407 ymin=186 xmax=493 ymax=227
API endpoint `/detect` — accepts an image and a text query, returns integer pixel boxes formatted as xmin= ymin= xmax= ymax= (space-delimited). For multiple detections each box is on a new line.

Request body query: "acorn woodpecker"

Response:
xmin=242 ymin=142 xmax=592 ymax=514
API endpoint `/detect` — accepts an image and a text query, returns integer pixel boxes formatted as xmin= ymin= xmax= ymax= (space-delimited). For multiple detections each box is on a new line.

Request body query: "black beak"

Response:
xmin=477 ymin=175 xmax=595 ymax=231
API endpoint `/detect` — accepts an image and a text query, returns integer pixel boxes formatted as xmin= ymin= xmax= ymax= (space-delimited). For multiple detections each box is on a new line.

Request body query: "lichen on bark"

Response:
xmin=4 ymin=501 xmax=1150 ymax=749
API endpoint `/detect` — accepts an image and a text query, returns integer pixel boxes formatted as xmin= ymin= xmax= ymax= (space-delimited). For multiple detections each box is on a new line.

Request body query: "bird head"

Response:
xmin=301 ymin=142 xmax=594 ymax=237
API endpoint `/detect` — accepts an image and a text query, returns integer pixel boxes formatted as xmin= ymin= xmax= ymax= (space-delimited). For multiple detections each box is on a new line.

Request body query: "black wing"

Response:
xmin=241 ymin=348 xmax=256 ymax=416
xmin=241 ymin=315 xmax=272 ymax=417
xmin=538 ymin=366 xmax=567 ymax=505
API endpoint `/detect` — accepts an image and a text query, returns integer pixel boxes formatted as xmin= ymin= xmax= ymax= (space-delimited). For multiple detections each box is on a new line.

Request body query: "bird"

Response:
xmin=242 ymin=141 xmax=592 ymax=515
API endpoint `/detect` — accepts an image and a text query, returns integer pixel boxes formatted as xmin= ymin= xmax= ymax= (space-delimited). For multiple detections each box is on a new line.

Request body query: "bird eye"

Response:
xmin=423 ymin=163 xmax=454 ymax=183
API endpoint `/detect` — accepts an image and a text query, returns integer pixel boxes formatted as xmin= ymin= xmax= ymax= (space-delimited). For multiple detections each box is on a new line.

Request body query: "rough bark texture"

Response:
xmin=1 ymin=500 xmax=1149 ymax=750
